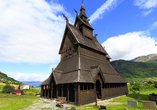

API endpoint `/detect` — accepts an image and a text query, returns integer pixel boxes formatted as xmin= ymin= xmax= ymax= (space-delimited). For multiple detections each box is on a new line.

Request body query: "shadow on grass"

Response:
xmin=126 ymin=94 xmax=150 ymax=100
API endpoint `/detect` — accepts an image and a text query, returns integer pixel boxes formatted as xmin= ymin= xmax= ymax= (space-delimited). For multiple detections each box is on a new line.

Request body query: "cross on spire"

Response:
xmin=82 ymin=0 xmax=83 ymax=4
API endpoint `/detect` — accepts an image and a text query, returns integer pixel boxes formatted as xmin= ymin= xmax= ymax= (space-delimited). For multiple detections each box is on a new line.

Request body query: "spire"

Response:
xmin=79 ymin=1 xmax=87 ymax=21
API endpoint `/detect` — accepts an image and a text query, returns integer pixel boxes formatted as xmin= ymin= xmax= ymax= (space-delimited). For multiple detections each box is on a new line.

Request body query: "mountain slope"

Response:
xmin=0 ymin=71 xmax=18 ymax=83
xmin=131 ymin=54 xmax=157 ymax=63
xmin=111 ymin=60 xmax=157 ymax=80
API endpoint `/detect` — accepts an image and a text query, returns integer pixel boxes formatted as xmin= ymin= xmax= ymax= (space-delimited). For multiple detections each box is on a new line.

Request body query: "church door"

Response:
xmin=96 ymin=80 xmax=101 ymax=99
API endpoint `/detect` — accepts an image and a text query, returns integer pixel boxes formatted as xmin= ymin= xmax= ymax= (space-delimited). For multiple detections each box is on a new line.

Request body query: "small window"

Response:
xmin=84 ymin=84 xmax=87 ymax=90
xmin=80 ymin=84 xmax=83 ymax=90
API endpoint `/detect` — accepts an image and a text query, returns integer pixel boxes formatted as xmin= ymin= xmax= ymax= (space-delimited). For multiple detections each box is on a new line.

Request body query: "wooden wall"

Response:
xmin=80 ymin=90 xmax=95 ymax=105
xmin=102 ymin=86 xmax=128 ymax=100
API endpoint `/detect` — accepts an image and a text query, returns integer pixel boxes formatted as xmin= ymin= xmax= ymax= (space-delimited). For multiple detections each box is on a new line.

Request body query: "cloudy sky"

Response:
xmin=0 ymin=0 xmax=157 ymax=81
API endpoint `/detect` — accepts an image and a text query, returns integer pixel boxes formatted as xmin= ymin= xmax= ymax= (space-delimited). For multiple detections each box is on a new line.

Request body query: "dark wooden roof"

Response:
xmin=40 ymin=54 xmax=127 ymax=85
xmin=103 ymin=74 xmax=127 ymax=83
xmin=75 ymin=15 xmax=94 ymax=30
xmin=59 ymin=23 xmax=109 ymax=55
xmin=40 ymin=77 xmax=50 ymax=85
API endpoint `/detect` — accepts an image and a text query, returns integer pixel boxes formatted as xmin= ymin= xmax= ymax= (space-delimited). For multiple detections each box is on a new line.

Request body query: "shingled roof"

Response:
xmin=59 ymin=23 xmax=109 ymax=56
xmin=40 ymin=54 xmax=127 ymax=85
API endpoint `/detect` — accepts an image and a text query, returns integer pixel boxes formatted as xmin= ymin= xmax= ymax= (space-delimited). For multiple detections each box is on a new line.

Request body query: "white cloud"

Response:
xmin=142 ymin=9 xmax=153 ymax=16
xmin=0 ymin=0 xmax=74 ymax=64
xmin=5 ymin=71 xmax=48 ymax=81
xmin=134 ymin=0 xmax=157 ymax=16
xmin=150 ymin=21 xmax=157 ymax=30
xmin=102 ymin=31 xmax=157 ymax=61
xmin=135 ymin=0 xmax=157 ymax=9
xmin=89 ymin=0 xmax=123 ymax=24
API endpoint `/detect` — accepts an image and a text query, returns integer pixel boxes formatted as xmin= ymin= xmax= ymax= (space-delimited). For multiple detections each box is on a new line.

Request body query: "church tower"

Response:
xmin=40 ymin=2 xmax=128 ymax=105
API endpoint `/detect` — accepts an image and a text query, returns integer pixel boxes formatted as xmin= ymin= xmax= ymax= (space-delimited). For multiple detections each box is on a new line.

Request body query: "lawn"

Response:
xmin=0 ymin=93 xmax=39 ymax=110
xmin=107 ymin=89 xmax=157 ymax=110
xmin=0 ymin=82 xmax=40 ymax=110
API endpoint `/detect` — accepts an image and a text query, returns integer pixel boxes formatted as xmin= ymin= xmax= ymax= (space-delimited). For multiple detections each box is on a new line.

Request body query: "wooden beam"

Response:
xmin=67 ymin=85 xmax=69 ymax=103
xmin=74 ymin=84 xmax=77 ymax=105
xmin=51 ymin=85 xmax=53 ymax=99
xmin=78 ymin=83 xmax=80 ymax=106
xmin=61 ymin=85 xmax=63 ymax=97
xmin=48 ymin=85 xmax=49 ymax=98
xmin=41 ymin=85 xmax=43 ymax=97
xmin=45 ymin=85 xmax=46 ymax=97
xmin=56 ymin=85 xmax=58 ymax=99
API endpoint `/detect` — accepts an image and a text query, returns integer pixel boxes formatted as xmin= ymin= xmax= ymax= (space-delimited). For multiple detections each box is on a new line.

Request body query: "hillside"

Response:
xmin=111 ymin=60 xmax=157 ymax=82
xmin=131 ymin=53 xmax=157 ymax=63
xmin=0 ymin=71 xmax=19 ymax=83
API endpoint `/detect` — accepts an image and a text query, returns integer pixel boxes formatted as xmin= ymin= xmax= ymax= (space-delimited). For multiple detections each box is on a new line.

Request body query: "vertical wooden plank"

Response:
xmin=67 ymin=85 xmax=69 ymax=103
xmin=48 ymin=86 xmax=49 ymax=98
xmin=56 ymin=85 xmax=58 ymax=99
xmin=61 ymin=85 xmax=63 ymax=97
xmin=41 ymin=85 xmax=43 ymax=97
xmin=45 ymin=85 xmax=46 ymax=97
xmin=78 ymin=83 xmax=80 ymax=106
xmin=74 ymin=84 xmax=77 ymax=105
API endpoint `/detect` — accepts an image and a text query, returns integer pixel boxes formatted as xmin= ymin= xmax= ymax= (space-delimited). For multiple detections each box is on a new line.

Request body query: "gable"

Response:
xmin=75 ymin=18 xmax=82 ymax=28
xmin=91 ymin=66 xmax=106 ymax=84
xmin=61 ymin=31 xmax=74 ymax=52
xmin=59 ymin=25 xmax=78 ymax=54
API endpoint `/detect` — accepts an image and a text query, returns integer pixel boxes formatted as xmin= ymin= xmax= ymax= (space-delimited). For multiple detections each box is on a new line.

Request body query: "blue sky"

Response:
xmin=0 ymin=0 xmax=157 ymax=81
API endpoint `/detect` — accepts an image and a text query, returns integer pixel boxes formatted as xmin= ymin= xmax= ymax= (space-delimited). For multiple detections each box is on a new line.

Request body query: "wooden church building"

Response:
xmin=40 ymin=3 xmax=128 ymax=105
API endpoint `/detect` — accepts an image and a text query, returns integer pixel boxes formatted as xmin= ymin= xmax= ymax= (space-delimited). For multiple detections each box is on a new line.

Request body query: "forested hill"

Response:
xmin=111 ymin=60 xmax=157 ymax=81
xmin=0 ymin=71 xmax=18 ymax=83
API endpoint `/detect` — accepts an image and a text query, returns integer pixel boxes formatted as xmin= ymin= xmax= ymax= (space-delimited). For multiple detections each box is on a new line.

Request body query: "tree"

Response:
xmin=2 ymin=84 xmax=14 ymax=93
xmin=18 ymin=83 xmax=20 ymax=89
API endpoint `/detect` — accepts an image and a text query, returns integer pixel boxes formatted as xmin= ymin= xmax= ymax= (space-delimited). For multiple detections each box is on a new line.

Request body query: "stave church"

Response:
xmin=40 ymin=2 xmax=128 ymax=105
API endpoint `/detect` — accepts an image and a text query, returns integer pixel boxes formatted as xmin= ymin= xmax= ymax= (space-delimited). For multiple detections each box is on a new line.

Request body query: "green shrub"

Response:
xmin=132 ymin=82 xmax=142 ymax=91
xmin=130 ymin=82 xmax=134 ymax=85
xmin=1 ymin=84 xmax=14 ymax=93
xmin=154 ymin=81 xmax=157 ymax=88
xmin=129 ymin=87 xmax=136 ymax=94
xmin=141 ymin=83 xmax=155 ymax=90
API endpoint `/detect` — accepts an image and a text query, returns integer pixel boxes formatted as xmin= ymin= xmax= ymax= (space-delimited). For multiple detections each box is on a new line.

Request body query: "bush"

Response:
xmin=132 ymin=82 xmax=142 ymax=91
xmin=1 ymin=84 xmax=14 ymax=93
xmin=141 ymin=83 xmax=155 ymax=90
xmin=129 ymin=87 xmax=136 ymax=94
xmin=154 ymin=81 xmax=157 ymax=88
xmin=130 ymin=82 xmax=134 ymax=85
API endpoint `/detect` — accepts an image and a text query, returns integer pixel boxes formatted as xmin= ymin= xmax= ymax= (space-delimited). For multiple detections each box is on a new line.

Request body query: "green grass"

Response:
xmin=107 ymin=88 xmax=157 ymax=110
xmin=23 ymin=87 xmax=41 ymax=95
xmin=0 ymin=82 xmax=5 ymax=89
xmin=0 ymin=93 xmax=39 ymax=110
xmin=110 ymin=94 xmax=138 ymax=103
xmin=0 ymin=82 xmax=18 ymax=90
